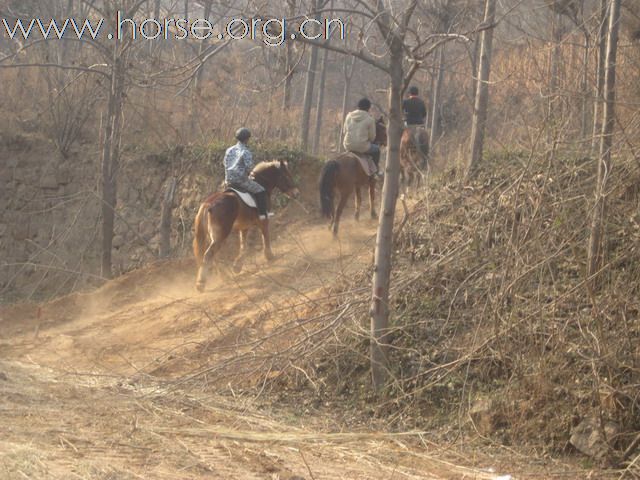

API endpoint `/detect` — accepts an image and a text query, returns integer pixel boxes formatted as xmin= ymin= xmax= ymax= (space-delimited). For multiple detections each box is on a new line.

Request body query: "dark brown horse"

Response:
xmin=399 ymin=127 xmax=429 ymax=192
xmin=193 ymin=160 xmax=299 ymax=292
xmin=319 ymin=117 xmax=387 ymax=236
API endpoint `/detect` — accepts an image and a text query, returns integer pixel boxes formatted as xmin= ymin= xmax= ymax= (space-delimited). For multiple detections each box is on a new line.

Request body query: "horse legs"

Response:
xmin=368 ymin=179 xmax=377 ymax=219
xmin=332 ymin=189 xmax=351 ymax=237
xmin=195 ymin=216 xmax=233 ymax=292
xmin=196 ymin=236 xmax=225 ymax=292
xmin=354 ymin=187 xmax=361 ymax=221
xmin=258 ymin=219 xmax=275 ymax=261
xmin=232 ymin=229 xmax=249 ymax=273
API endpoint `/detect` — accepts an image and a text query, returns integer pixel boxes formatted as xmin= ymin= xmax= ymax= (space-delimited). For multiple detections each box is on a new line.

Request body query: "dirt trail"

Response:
xmin=2 ymin=208 xmax=491 ymax=480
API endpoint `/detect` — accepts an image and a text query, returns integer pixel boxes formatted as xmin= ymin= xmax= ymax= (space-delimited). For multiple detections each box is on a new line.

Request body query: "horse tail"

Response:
xmin=193 ymin=202 xmax=209 ymax=265
xmin=319 ymin=160 xmax=339 ymax=218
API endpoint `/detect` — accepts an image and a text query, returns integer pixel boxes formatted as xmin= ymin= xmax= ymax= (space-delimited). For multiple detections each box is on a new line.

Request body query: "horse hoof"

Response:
xmin=265 ymin=253 xmax=275 ymax=262
xmin=196 ymin=282 xmax=205 ymax=293
xmin=371 ymin=211 xmax=377 ymax=220
xmin=232 ymin=263 xmax=243 ymax=274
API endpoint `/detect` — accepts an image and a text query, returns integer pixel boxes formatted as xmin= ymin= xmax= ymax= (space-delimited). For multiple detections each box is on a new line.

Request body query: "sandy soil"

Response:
xmin=0 ymin=201 xmax=603 ymax=479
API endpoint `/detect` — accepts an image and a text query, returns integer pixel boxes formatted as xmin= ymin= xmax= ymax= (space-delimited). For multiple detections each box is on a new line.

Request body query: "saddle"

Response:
xmin=225 ymin=187 xmax=257 ymax=208
xmin=349 ymin=152 xmax=377 ymax=177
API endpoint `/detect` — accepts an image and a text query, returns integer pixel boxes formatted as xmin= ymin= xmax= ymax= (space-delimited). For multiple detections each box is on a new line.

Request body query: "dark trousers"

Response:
xmin=366 ymin=143 xmax=381 ymax=169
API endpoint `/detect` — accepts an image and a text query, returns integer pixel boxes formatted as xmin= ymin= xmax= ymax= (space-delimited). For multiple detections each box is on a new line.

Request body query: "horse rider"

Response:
xmin=343 ymin=98 xmax=382 ymax=177
xmin=402 ymin=86 xmax=428 ymax=160
xmin=223 ymin=127 xmax=271 ymax=220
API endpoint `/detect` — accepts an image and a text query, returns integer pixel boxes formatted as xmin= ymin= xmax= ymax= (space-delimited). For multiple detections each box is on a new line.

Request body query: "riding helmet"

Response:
xmin=235 ymin=127 xmax=251 ymax=143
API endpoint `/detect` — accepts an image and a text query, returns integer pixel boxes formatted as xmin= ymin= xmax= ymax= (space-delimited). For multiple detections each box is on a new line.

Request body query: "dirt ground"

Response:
xmin=0 ymin=200 xmax=612 ymax=479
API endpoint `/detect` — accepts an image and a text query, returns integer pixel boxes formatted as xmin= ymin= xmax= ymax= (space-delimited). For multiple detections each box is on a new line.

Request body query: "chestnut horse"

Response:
xmin=319 ymin=117 xmax=387 ymax=236
xmin=399 ymin=127 xmax=429 ymax=192
xmin=193 ymin=160 xmax=299 ymax=292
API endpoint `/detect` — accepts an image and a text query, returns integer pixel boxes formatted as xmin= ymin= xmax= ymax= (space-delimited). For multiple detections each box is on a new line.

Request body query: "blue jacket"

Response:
xmin=224 ymin=142 xmax=254 ymax=185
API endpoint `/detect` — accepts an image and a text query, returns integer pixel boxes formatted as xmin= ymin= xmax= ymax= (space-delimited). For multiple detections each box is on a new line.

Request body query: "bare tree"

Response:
xmin=592 ymin=0 xmax=608 ymax=151
xmin=587 ymin=0 xmax=622 ymax=283
xmin=300 ymin=0 xmax=322 ymax=151
xmin=466 ymin=0 xmax=497 ymax=179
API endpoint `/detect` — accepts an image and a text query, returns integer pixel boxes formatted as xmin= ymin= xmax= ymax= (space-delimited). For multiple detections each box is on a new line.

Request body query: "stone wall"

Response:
xmin=0 ymin=134 xmax=309 ymax=303
xmin=0 ymin=134 xmax=213 ymax=302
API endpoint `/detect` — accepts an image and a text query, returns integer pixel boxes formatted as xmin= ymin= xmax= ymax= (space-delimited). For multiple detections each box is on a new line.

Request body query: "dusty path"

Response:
xmin=1 ymin=209 xmax=486 ymax=480
xmin=0 ymin=204 xmax=589 ymax=479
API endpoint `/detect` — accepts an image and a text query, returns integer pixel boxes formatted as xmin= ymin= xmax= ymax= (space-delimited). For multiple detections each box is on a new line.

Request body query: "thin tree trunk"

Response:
xmin=159 ymin=176 xmax=177 ymax=258
xmin=279 ymin=1 xmax=296 ymax=141
xmin=193 ymin=0 xmax=213 ymax=98
xmin=587 ymin=0 xmax=621 ymax=283
xmin=426 ymin=69 xmax=436 ymax=131
xmin=339 ymin=55 xmax=356 ymax=152
xmin=429 ymin=44 xmax=445 ymax=150
xmin=591 ymin=0 xmax=608 ymax=152
xmin=466 ymin=0 xmax=496 ymax=179
xmin=370 ymin=39 xmax=404 ymax=392
xmin=580 ymin=29 xmax=590 ymax=140
xmin=547 ymin=11 xmax=563 ymax=142
xmin=101 ymin=44 xmax=126 ymax=279
xmin=300 ymin=0 xmax=320 ymax=151
xmin=312 ymin=47 xmax=330 ymax=154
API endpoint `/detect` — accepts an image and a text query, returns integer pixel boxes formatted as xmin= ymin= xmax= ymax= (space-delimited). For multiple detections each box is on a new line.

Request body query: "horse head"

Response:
xmin=275 ymin=160 xmax=299 ymax=198
xmin=375 ymin=116 xmax=387 ymax=147
xmin=252 ymin=161 xmax=299 ymax=198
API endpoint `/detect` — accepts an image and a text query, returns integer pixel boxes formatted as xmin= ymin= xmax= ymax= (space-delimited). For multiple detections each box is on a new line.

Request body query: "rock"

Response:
xmin=470 ymin=398 xmax=506 ymax=435
xmin=12 ymin=224 xmax=30 ymax=241
xmin=139 ymin=220 xmax=155 ymax=238
xmin=113 ymin=235 xmax=125 ymax=249
xmin=0 ymin=371 xmax=8 ymax=381
xmin=40 ymin=173 xmax=59 ymax=190
xmin=56 ymin=167 xmax=71 ymax=185
xmin=570 ymin=417 xmax=619 ymax=460
xmin=0 ymin=168 xmax=13 ymax=183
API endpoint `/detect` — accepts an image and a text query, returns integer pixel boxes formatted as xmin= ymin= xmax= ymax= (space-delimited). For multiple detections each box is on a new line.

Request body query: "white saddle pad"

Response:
xmin=227 ymin=188 xmax=256 ymax=208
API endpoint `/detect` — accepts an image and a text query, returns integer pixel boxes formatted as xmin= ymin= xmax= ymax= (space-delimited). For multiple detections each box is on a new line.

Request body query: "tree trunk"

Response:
xmin=300 ymin=0 xmax=320 ymax=151
xmin=429 ymin=44 xmax=445 ymax=150
xmin=193 ymin=0 xmax=213 ymax=98
xmin=338 ymin=55 xmax=356 ymax=152
xmin=312 ymin=47 xmax=330 ymax=154
xmin=580 ymin=29 xmax=590 ymax=140
xmin=591 ymin=0 xmax=608 ymax=152
xmin=587 ymin=0 xmax=621 ymax=283
xmin=466 ymin=0 xmax=496 ymax=179
xmin=547 ymin=11 xmax=563 ymax=139
xmin=279 ymin=1 xmax=297 ymax=141
xmin=159 ymin=176 xmax=177 ymax=258
xmin=101 ymin=44 xmax=126 ymax=279
xmin=370 ymin=40 xmax=403 ymax=392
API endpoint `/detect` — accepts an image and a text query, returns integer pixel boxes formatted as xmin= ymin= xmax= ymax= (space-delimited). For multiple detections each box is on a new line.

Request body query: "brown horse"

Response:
xmin=193 ymin=160 xmax=299 ymax=292
xmin=319 ymin=117 xmax=387 ymax=236
xmin=399 ymin=127 xmax=429 ymax=192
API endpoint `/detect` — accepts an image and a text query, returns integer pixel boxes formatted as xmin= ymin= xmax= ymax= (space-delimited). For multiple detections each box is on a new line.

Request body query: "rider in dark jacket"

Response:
xmin=402 ymin=86 xmax=428 ymax=163
xmin=402 ymin=86 xmax=427 ymax=126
